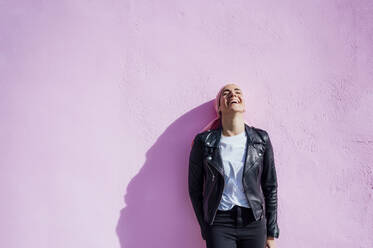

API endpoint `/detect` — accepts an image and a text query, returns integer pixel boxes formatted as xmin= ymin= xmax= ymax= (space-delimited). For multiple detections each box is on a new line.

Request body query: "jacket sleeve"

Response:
xmin=188 ymin=134 xmax=207 ymax=240
xmin=261 ymin=131 xmax=280 ymax=238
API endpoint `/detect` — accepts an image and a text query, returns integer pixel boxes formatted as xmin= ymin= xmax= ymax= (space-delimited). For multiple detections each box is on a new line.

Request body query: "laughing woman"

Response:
xmin=188 ymin=83 xmax=279 ymax=248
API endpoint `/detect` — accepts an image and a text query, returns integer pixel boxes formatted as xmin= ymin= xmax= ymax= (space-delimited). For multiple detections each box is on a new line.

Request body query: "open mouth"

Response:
xmin=229 ymin=100 xmax=239 ymax=105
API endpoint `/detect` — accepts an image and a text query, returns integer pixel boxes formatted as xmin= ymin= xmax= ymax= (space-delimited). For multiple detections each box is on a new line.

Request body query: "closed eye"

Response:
xmin=223 ymin=88 xmax=241 ymax=95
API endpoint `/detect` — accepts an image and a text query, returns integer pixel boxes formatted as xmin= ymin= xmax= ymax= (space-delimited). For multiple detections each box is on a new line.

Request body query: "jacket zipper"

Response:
xmin=207 ymin=163 xmax=215 ymax=182
xmin=242 ymin=140 xmax=253 ymax=210
xmin=207 ymin=161 xmax=225 ymax=225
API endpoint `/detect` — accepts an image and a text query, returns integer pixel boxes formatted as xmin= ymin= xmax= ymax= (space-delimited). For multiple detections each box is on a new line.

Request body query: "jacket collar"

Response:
xmin=203 ymin=123 xmax=265 ymax=175
xmin=204 ymin=123 xmax=263 ymax=148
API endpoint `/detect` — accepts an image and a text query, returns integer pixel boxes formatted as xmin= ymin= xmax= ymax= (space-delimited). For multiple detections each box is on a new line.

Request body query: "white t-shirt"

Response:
xmin=217 ymin=129 xmax=250 ymax=210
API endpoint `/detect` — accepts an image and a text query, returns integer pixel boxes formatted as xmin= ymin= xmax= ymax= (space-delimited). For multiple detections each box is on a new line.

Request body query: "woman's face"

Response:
xmin=218 ymin=84 xmax=246 ymax=117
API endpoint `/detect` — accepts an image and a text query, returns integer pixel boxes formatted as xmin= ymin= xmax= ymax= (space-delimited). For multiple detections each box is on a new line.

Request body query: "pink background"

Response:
xmin=1 ymin=0 xmax=373 ymax=247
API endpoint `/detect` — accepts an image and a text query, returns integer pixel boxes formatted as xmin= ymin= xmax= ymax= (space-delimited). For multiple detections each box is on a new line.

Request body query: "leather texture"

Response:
xmin=188 ymin=123 xmax=279 ymax=240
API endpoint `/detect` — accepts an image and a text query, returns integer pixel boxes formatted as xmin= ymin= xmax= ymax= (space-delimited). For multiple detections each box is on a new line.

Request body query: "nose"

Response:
xmin=229 ymin=92 xmax=238 ymax=98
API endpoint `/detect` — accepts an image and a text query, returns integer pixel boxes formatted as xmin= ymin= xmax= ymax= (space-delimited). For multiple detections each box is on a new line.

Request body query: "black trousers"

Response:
xmin=205 ymin=205 xmax=267 ymax=248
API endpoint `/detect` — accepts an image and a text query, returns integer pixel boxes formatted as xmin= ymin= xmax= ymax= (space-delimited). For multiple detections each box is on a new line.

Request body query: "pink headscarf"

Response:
xmin=199 ymin=85 xmax=225 ymax=133
xmin=190 ymin=86 xmax=224 ymax=149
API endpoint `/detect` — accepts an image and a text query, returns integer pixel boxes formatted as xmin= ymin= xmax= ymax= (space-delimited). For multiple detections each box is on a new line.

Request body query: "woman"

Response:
xmin=188 ymin=83 xmax=279 ymax=248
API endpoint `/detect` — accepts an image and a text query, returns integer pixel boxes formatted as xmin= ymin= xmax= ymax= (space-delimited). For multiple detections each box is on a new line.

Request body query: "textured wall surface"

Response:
xmin=1 ymin=0 xmax=373 ymax=247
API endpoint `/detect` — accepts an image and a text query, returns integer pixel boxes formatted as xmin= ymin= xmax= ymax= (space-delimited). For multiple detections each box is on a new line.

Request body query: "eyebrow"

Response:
xmin=223 ymin=88 xmax=241 ymax=92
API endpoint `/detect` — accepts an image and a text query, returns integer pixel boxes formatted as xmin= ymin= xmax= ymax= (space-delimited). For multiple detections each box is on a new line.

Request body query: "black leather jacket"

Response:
xmin=188 ymin=123 xmax=279 ymax=240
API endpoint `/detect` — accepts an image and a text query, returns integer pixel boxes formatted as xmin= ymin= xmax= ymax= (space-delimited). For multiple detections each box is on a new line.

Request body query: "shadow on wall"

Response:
xmin=116 ymin=101 xmax=216 ymax=248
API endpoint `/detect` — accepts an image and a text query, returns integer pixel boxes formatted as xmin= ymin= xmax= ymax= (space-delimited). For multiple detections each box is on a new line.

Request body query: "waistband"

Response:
xmin=215 ymin=205 xmax=256 ymax=226
xmin=217 ymin=205 xmax=251 ymax=214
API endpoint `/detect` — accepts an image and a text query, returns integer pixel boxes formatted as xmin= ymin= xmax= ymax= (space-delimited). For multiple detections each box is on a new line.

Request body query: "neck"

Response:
xmin=221 ymin=113 xmax=245 ymax=136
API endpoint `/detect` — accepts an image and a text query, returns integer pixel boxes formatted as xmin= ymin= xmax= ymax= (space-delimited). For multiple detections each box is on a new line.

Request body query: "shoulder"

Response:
xmin=251 ymin=126 xmax=270 ymax=143
xmin=252 ymin=126 xmax=268 ymax=136
xmin=193 ymin=129 xmax=214 ymax=143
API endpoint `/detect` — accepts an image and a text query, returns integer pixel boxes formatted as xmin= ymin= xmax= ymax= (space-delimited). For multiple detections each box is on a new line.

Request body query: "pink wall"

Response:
xmin=1 ymin=0 xmax=373 ymax=247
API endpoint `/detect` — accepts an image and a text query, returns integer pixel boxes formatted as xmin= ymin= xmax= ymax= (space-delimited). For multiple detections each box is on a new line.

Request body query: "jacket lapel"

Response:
xmin=204 ymin=123 xmax=264 ymax=175
xmin=204 ymin=127 xmax=224 ymax=175
xmin=244 ymin=124 xmax=266 ymax=172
